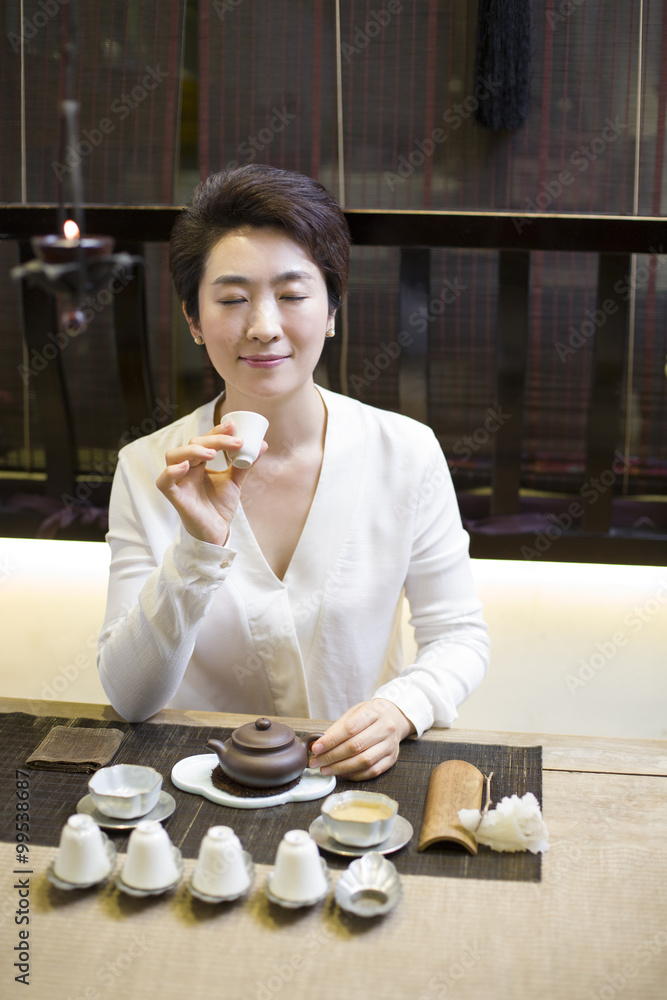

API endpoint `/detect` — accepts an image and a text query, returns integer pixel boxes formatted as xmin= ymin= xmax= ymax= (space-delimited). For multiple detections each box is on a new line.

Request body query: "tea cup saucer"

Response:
xmin=77 ymin=791 xmax=176 ymax=830
xmin=334 ymin=853 xmax=402 ymax=917
xmin=309 ymin=814 xmax=413 ymax=857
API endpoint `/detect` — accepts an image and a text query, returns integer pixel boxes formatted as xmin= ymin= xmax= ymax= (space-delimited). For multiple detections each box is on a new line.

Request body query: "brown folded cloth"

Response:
xmin=26 ymin=725 xmax=125 ymax=772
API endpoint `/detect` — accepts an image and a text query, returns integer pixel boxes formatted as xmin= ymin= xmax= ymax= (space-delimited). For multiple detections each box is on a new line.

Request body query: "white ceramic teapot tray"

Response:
xmin=171 ymin=754 xmax=336 ymax=810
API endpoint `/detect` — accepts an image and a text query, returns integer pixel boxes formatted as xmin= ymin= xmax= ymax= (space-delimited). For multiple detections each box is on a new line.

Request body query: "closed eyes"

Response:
xmin=218 ymin=296 xmax=307 ymax=305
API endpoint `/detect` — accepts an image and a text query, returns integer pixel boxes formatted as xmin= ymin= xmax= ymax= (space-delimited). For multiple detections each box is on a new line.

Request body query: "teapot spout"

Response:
xmin=207 ymin=738 xmax=228 ymax=761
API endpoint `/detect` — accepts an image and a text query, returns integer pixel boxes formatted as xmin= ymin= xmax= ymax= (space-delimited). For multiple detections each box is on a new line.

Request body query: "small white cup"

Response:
xmin=54 ymin=814 xmax=111 ymax=884
xmin=269 ymin=829 xmax=327 ymax=903
xmin=121 ymin=820 xmax=179 ymax=890
xmin=321 ymin=791 xmax=398 ymax=847
xmin=225 ymin=411 xmax=269 ymax=468
xmin=191 ymin=826 xmax=250 ymax=898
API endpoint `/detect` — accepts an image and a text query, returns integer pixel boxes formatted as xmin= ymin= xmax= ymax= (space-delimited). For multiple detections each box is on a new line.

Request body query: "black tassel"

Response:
xmin=473 ymin=0 xmax=531 ymax=131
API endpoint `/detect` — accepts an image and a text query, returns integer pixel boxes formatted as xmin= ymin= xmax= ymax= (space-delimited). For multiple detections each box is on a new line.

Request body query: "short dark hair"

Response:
xmin=169 ymin=164 xmax=350 ymax=324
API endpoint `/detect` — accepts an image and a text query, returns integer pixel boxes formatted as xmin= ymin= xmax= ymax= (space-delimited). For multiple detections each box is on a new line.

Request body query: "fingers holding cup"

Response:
xmin=221 ymin=412 xmax=270 ymax=469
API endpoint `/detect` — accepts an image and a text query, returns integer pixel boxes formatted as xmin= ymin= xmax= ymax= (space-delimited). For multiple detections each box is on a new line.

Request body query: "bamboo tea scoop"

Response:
xmin=418 ymin=759 xmax=485 ymax=854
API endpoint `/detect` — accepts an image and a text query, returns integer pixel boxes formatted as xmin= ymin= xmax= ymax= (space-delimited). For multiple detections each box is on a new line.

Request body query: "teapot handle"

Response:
xmin=304 ymin=732 xmax=325 ymax=753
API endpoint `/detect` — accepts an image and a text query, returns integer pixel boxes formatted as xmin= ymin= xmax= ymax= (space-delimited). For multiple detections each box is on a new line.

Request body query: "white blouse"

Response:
xmin=98 ymin=386 xmax=489 ymax=734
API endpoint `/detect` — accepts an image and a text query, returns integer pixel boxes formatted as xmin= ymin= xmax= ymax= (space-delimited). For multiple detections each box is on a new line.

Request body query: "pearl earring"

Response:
xmin=194 ymin=335 xmax=204 ymax=345
xmin=325 ymin=328 xmax=335 ymax=338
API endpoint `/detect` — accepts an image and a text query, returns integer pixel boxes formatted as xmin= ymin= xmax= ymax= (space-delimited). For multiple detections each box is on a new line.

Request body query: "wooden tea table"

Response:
xmin=1 ymin=697 xmax=666 ymax=1000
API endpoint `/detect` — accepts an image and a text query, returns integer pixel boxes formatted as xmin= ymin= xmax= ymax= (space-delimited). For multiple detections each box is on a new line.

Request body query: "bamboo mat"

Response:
xmin=1 ymin=712 xmax=542 ymax=881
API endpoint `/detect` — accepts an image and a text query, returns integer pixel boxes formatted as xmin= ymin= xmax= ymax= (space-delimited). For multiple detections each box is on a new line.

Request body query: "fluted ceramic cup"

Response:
xmin=121 ymin=820 xmax=179 ymax=890
xmin=53 ymin=814 xmax=111 ymax=884
xmin=225 ymin=411 xmax=269 ymax=468
xmin=270 ymin=829 xmax=327 ymax=903
xmin=191 ymin=826 xmax=250 ymax=898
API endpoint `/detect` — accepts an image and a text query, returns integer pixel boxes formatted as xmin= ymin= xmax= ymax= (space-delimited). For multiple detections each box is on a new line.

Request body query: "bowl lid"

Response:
xmin=231 ymin=717 xmax=296 ymax=751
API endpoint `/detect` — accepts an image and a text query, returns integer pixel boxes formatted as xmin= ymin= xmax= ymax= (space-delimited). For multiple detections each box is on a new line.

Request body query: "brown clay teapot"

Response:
xmin=207 ymin=717 xmax=324 ymax=789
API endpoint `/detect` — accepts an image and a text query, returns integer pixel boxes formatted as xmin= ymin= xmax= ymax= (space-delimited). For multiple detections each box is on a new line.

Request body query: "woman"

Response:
xmin=98 ymin=164 xmax=489 ymax=779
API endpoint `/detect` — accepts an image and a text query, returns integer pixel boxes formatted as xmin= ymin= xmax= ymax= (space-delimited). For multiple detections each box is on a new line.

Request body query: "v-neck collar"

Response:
xmin=198 ymin=386 xmax=366 ymax=607
xmin=198 ymin=386 xmax=367 ymax=715
xmin=232 ymin=384 xmax=332 ymax=587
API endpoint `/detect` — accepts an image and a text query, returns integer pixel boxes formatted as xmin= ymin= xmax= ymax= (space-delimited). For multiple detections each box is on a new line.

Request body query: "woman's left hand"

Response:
xmin=308 ymin=698 xmax=415 ymax=780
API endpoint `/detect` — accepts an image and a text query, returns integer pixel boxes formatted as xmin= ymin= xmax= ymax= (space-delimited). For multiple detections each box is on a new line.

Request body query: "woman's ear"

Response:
xmin=326 ymin=308 xmax=338 ymax=336
xmin=182 ymin=301 xmax=200 ymax=339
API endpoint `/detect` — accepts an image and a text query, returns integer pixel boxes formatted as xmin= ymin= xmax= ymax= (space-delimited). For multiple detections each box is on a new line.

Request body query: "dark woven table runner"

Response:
xmin=1 ymin=712 xmax=543 ymax=882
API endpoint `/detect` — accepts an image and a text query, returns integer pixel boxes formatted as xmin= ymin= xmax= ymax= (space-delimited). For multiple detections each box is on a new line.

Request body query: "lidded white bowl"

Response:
xmin=53 ymin=814 xmax=114 ymax=885
xmin=266 ymin=829 xmax=329 ymax=906
xmin=121 ymin=820 xmax=180 ymax=891
xmin=191 ymin=826 xmax=252 ymax=900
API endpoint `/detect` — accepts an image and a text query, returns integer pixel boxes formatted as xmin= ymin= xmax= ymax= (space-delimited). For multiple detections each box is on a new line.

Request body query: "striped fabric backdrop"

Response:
xmin=1 ymin=0 xmax=665 ymax=499
xmin=198 ymin=0 xmax=667 ymax=496
xmin=1 ymin=0 xmax=186 ymax=477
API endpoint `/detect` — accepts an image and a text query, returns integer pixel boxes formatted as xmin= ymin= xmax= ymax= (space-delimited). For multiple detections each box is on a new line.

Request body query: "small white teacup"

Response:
xmin=321 ymin=791 xmax=398 ymax=847
xmin=121 ymin=820 xmax=179 ymax=891
xmin=269 ymin=829 xmax=327 ymax=903
xmin=191 ymin=826 xmax=250 ymax=898
xmin=54 ymin=814 xmax=112 ymax=885
xmin=211 ymin=411 xmax=269 ymax=469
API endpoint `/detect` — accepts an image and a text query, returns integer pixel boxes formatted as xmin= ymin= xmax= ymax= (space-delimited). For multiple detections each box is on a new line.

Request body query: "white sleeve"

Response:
xmin=97 ymin=452 xmax=236 ymax=722
xmin=374 ymin=442 xmax=490 ymax=737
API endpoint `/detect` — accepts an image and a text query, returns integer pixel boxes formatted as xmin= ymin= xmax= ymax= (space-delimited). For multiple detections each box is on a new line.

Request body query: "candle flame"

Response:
xmin=63 ymin=219 xmax=80 ymax=240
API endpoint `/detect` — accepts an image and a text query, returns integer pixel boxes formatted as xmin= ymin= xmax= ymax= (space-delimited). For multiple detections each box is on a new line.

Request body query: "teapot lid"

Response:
xmin=231 ymin=717 xmax=296 ymax=751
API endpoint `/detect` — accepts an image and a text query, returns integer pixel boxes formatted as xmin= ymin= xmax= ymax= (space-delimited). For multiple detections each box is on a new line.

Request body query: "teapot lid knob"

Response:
xmin=231 ymin=716 xmax=295 ymax=749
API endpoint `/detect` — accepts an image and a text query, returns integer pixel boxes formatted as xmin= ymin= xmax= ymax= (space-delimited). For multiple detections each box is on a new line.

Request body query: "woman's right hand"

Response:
xmin=156 ymin=419 xmax=266 ymax=546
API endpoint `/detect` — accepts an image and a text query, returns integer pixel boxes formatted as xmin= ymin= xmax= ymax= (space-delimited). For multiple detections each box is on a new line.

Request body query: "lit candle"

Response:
xmin=63 ymin=219 xmax=80 ymax=242
xmin=31 ymin=222 xmax=114 ymax=264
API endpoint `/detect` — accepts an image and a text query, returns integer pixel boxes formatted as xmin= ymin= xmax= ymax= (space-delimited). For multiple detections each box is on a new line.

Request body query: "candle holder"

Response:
xmin=10 ymin=0 xmax=144 ymax=336
xmin=31 ymin=234 xmax=115 ymax=264
xmin=11 ymin=249 xmax=144 ymax=335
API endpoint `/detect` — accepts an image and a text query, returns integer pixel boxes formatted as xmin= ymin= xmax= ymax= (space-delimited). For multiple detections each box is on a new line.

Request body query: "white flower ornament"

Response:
xmin=459 ymin=790 xmax=549 ymax=854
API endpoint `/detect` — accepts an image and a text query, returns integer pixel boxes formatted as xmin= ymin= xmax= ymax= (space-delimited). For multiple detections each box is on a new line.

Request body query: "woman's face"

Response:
xmin=189 ymin=226 xmax=335 ymax=403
